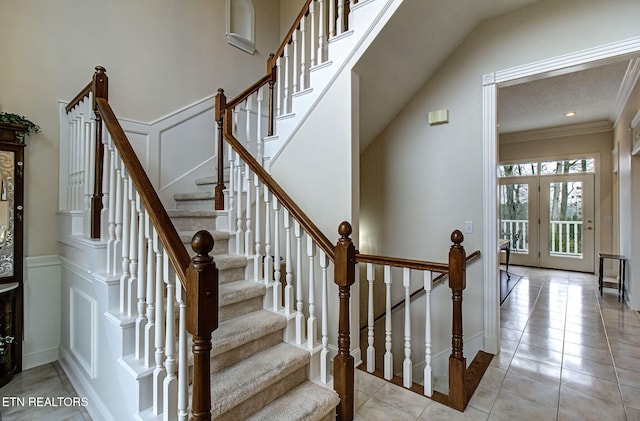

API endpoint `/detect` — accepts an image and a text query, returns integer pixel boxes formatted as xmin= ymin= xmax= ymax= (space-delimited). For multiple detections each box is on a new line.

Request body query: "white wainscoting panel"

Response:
xmin=23 ymin=255 xmax=61 ymax=370
xmin=70 ymin=286 xmax=98 ymax=379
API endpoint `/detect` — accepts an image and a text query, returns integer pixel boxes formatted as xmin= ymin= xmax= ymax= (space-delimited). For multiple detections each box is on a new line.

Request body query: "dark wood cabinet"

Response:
xmin=0 ymin=123 xmax=26 ymax=383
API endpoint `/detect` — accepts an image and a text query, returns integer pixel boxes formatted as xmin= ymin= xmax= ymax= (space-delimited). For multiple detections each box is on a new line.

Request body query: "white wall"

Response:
xmin=360 ymin=0 xmax=640 ymax=353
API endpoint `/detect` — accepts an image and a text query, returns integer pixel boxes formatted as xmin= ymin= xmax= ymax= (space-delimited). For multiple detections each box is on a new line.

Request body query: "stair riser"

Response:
xmin=176 ymin=199 xmax=214 ymax=210
xmin=219 ymin=295 xmax=263 ymax=322
xmin=214 ymin=366 xmax=307 ymax=421
xmin=212 ymin=331 xmax=282 ymax=374
xmin=219 ymin=267 xmax=245 ymax=284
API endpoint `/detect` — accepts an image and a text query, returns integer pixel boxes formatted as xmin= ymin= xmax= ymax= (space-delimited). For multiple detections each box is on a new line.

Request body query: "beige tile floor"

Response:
xmin=354 ymin=266 xmax=640 ymax=420
xmin=1 ymin=266 xmax=638 ymax=420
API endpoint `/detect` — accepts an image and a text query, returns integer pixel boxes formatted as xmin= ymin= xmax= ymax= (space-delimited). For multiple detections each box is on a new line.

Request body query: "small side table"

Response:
xmin=499 ymin=239 xmax=511 ymax=277
xmin=598 ymin=253 xmax=627 ymax=302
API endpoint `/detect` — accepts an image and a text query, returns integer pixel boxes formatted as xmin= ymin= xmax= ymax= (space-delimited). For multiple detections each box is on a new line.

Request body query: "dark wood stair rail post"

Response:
xmin=334 ymin=222 xmax=355 ymax=421
xmin=186 ymin=230 xmax=219 ymax=420
xmin=90 ymin=66 xmax=108 ymax=238
xmin=448 ymin=230 xmax=467 ymax=411
xmin=214 ymin=89 xmax=227 ymax=210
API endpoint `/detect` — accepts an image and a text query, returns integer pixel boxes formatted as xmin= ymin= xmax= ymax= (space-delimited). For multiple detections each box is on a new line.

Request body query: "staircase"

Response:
xmin=167 ymin=200 xmax=339 ymax=420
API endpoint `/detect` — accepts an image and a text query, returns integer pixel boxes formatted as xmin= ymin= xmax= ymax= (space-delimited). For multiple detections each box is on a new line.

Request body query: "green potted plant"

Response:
xmin=0 ymin=112 xmax=41 ymax=143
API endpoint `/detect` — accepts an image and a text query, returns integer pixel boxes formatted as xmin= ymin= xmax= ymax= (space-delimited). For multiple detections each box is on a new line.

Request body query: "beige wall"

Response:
xmin=0 ymin=0 xmax=282 ymax=257
xmin=361 ymin=0 xmax=640 ymax=343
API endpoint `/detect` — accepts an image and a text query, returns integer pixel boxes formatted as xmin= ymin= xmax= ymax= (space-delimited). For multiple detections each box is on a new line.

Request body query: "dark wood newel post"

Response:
xmin=186 ymin=230 xmax=219 ymax=420
xmin=214 ymin=89 xmax=227 ymax=210
xmin=334 ymin=221 xmax=355 ymax=421
xmin=268 ymin=53 xmax=276 ymax=137
xmin=448 ymin=230 xmax=467 ymax=411
xmin=90 ymin=66 xmax=108 ymax=239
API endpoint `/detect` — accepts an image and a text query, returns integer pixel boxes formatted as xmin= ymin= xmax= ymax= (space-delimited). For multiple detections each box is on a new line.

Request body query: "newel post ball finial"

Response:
xmin=338 ymin=221 xmax=352 ymax=239
xmin=95 ymin=65 xmax=106 ymax=74
xmin=192 ymin=230 xmax=214 ymax=258
xmin=451 ymin=230 xmax=464 ymax=245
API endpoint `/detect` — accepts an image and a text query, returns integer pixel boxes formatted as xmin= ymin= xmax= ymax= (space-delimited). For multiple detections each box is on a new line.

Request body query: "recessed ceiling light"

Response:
xmin=565 ymin=111 xmax=577 ymax=117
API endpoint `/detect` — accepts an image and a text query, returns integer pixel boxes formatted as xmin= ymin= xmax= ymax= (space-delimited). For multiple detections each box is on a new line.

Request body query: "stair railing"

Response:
xmin=214 ymin=0 xmax=359 ymax=210
xmin=217 ymin=77 xmax=486 ymax=418
xmin=64 ymin=67 xmax=219 ymax=421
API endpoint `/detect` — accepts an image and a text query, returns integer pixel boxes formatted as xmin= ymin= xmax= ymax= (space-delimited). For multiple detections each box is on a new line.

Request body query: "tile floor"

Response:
xmin=1 ymin=266 xmax=638 ymax=420
xmin=354 ymin=266 xmax=640 ymax=420
xmin=0 ymin=361 xmax=91 ymax=420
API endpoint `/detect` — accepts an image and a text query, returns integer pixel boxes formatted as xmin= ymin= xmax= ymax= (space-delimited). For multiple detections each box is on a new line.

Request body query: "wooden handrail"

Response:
xmin=359 ymin=250 xmax=481 ymax=332
xmin=65 ymin=81 xmax=92 ymax=113
xmin=270 ymin=0 xmax=313 ymax=66
xmin=356 ymin=253 xmax=450 ymax=273
xmin=226 ymin=74 xmax=273 ymax=110
xmin=221 ymin=105 xmax=335 ymax=260
xmin=96 ymin=97 xmax=191 ymax=288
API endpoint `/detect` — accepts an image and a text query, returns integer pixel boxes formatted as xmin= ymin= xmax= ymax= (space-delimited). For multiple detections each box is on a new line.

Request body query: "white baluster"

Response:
xmin=276 ymin=56 xmax=283 ymax=116
xmin=256 ymin=87 xmax=265 ymax=160
xmin=307 ymin=238 xmax=317 ymax=349
xmin=145 ymin=214 xmax=156 ymax=367
xmin=320 ymin=250 xmax=329 ymax=383
xmin=283 ymin=42 xmax=291 ymax=114
xmin=403 ymin=267 xmax=412 ymax=388
xmin=384 ymin=265 xmax=393 ymax=380
xmin=114 ymin=151 xmax=123 ymax=276
xmin=245 ymin=96 xmax=252 ymax=146
xmin=294 ymin=222 xmax=305 ymax=344
xmin=126 ymin=175 xmax=137 ymax=317
xmin=227 ymin=146 xmax=235 ymax=233
xmin=235 ymin=152 xmax=244 ymax=255
xmin=292 ymin=30 xmax=299 ymax=94
xmin=153 ymin=236 xmax=166 ymax=415
xmin=283 ymin=209 xmax=293 ymax=315
xmin=163 ymin=262 xmax=177 ymax=421
xmin=263 ymin=188 xmax=273 ymax=286
xmin=107 ymin=137 xmax=117 ymax=275
xmin=366 ymin=263 xmax=375 ymax=373
xmin=329 ymin=0 xmax=336 ymax=38
xmin=317 ymin=0 xmax=326 ymax=63
xmin=310 ymin=0 xmax=317 ymax=67
xmin=177 ymin=283 xmax=188 ymax=421
xmin=424 ymin=271 xmax=433 ymax=397
xmin=254 ymin=172 xmax=262 ymax=284
xmin=120 ymin=170 xmax=131 ymax=315
xmin=135 ymin=196 xmax=148 ymax=361
xmin=337 ymin=0 xmax=344 ymax=35
xmin=245 ymin=164 xmax=253 ymax=257
xmin=300 ymin=6 xmax=308 ymax=89
xmin=272 ymin=197 xmax=281 ymax=312
xmin=66 ymin=117 xmax=73 ymax=210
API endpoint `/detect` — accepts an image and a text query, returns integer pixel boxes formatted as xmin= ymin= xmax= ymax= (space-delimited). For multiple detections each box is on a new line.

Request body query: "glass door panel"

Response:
xmin=540 ymin=174 xmax=594 ymax=271
xmin=499 ymin=177 xmax=539 ymax=267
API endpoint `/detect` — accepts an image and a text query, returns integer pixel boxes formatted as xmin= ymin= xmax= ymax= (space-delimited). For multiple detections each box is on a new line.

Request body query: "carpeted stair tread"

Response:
xmin=211 ymin=310 xmax=286 ymax=357
xmin=212 ymin=253 xmax=248 ymax=270
xmin=174 ymin=191 xmax=214 ymax=201
xmin=166 ymin=209 xmax=218 ymax=218
xmin=210 ymin=342 xmax=310 ymax=417
xmin=246 ymin=380 xmax=340 ymax=421
xmin=178 ymin=230 xmax=229 ymax=244
xmin=219 ymin=280 xmax=265 ymax=307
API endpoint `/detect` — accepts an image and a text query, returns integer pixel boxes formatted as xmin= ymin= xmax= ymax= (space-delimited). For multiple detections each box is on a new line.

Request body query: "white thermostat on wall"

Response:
xmin=428 ymin=109 xmax=449 ymax=126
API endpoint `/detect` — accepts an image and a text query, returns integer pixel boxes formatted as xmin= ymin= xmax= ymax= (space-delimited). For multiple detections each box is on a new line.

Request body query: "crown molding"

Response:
xmin=500 ymin=121 xmax=613 ymax=144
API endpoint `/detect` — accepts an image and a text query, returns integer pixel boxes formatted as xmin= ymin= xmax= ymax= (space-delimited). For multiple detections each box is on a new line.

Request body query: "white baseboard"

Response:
xmin=23 ymin=346 xmax=59 ymax=370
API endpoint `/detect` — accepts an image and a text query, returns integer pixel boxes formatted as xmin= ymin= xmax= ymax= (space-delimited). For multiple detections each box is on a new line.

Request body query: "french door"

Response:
xmin=499 ymin=173 xmax=594 ymax=272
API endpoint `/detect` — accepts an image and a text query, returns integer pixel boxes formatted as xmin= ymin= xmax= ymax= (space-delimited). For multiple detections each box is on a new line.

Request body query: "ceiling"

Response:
xmin=353 ymin=0 xmax=637 ymax=151
xmin=498 ymin=59 xmax=633 ymax=134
